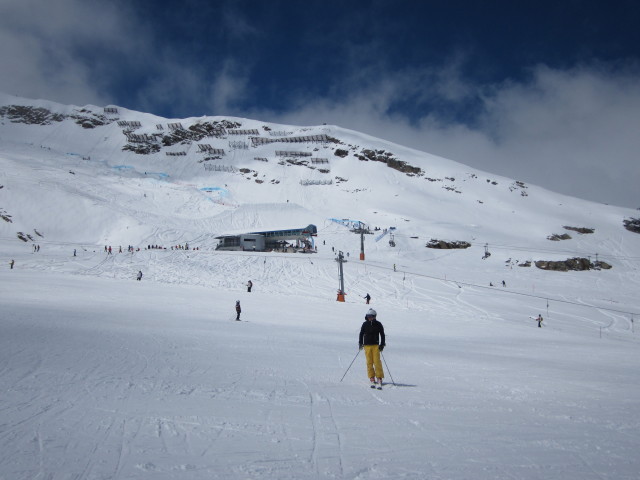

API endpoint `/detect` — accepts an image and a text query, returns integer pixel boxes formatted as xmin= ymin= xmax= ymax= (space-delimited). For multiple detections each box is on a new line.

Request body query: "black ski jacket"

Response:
xmin=359 ymin=319 xmax=385 ymax=346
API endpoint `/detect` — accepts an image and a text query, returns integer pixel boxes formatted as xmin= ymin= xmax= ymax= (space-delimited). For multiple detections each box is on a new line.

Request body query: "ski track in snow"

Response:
xmin=2 ymin=242 xmax=639 ymax=480
xmin=2 ymin=98 xmax=640 ymax=479
xmin=2 ymin=263 xmax=640 ymax=479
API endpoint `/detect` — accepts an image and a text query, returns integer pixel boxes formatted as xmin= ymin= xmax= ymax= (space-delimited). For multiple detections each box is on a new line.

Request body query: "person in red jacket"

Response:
xmin=359 ymin=309 xmax=386 ymax=388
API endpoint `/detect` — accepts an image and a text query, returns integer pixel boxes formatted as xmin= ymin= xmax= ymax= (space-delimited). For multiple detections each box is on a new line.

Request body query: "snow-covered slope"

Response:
xmin=1 ymin=93 xmax=639 ymax=479
xmin=1 ymin=92 xmax=635 ymax=247
xmin=1 ymin=93 xmax=638 ymax=301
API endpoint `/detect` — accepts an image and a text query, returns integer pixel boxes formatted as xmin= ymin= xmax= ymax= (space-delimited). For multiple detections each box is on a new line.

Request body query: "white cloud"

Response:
xmin=0 ymin=0 xmax=247 ymax=117
xmin=0 ymin=0 xmax=130 ymax=105
xmin=253 ymin=62 xmax=640 ymax=208
xmin=208 ymin=60 xmax=251 ymax=114
xmin=462 ymin=64 xmax=640 ymax=207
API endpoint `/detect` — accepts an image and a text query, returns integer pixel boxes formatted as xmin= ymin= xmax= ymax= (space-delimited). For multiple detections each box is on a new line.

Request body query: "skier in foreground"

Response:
xmin=359 ymin=308 xmax=386 ymax=389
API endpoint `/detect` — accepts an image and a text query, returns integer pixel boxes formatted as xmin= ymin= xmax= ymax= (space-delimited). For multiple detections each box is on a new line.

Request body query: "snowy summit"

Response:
xmin=1 ymin=93 xmax=639 ymax=479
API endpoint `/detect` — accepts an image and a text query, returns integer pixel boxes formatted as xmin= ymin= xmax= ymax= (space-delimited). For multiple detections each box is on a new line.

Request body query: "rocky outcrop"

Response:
xmin=0 ymin=105 xmax=112 ymax=129
xmin=535 ymin=257 xmax=612 ymax=271
xmin=426 ymin=239 xmax=471 ymax=249
xmin=123 ymin=143 xmax=161 ymax=155
xmin=159 ymin=120 xmax=241 ymax=147
xmin=563 ymin=226 xmax=594 ymax=234
xmin=0 ymin=105 xmax=65 ymax=125
xmin=357 ymin=149 xmax=422 ymax=176
xmin=623 ymin=217 xmax=640 ymax=233
xmin=548 ymin=233 xmax=572 ymax=241
xmin=70 ymin=109 xmax=110 ymax=128
xmin=509 ymin=180 xmax=528 ymax=196
xmin=334 ymin=149 xmax=349 ymax=158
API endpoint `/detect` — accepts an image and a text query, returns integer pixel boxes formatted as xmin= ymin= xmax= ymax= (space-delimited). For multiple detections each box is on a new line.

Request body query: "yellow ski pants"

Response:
xmin=364 ymin=345 xmax=384 ymax=379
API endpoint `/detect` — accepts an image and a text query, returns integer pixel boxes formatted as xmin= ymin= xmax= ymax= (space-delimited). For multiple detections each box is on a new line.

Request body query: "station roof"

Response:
xmin=216 ymin=224 xmax=316 ymax=240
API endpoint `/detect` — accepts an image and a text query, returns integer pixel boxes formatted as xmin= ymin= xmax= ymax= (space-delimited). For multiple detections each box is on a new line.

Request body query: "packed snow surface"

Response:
xmin=1 ymin=94 xmax=640 ymax=479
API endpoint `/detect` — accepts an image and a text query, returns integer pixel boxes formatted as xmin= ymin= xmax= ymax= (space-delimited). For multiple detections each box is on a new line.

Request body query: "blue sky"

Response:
xmin=1 ymin=0 xmax=639 ymax=208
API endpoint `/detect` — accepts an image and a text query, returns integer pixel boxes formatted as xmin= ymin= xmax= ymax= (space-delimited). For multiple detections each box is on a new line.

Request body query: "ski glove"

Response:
xmin=379 ymin=345 xmax=385 ymax=352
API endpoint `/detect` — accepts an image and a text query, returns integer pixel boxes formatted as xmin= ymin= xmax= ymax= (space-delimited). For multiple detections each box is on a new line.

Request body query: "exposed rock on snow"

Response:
xmin=356 ymin=148 xmax=422 ymax=176
xmin=535 ymin=257 xmax=612 ymax=271
xmin=0 ymin=105 xmax=66 ymax=125
xmin=426 ymin=239 xmax=471 ymax=249
xmin=548 ymin=233 xmax=572 ymax=241
xmin=623 ymin=217 xmax=640 ymax=233
xmin=0 ymin=105 xmax=111 ymax=128
xmin=334 ymin=148 xmax=349 ymax=157
xmin=563 ymin=226 xmax=595 ymax=234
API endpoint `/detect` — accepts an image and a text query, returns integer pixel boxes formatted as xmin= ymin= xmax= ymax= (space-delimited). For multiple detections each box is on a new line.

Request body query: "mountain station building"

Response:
xmin=215 ymin=224 xmax=317 ymax=252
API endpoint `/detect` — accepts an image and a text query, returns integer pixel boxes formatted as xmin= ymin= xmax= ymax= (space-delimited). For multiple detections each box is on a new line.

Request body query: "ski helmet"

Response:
xmin=366 ymin=308 xmax=377 ymax=317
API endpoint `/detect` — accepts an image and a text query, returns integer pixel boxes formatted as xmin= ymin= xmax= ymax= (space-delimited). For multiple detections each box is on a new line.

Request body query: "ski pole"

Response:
xmin=381 ymin=351 xmax=396 ymax=385
xmin=340 ymin=349 xmax=361 ymax=382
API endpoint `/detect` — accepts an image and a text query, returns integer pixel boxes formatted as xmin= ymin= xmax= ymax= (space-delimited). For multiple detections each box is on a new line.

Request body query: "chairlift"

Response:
xmin=482 ymin=243 xmax=491 ymax=259
xmin=389 ymin=234 xmax=396 ymax=247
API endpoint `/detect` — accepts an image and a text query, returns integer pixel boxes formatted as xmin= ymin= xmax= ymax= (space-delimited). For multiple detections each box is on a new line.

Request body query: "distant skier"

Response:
xmin=536 ymin=314 xmax=543 ymax=328
xmin=502 ymin=280 xmax=506 ymax=287
xmin=73 ymin=249 xmax=76 ymax=257
xmin=235 ymin=300 xmax=241 ymax=321
xmin=364 ymin=293 xmax=371 ymax=304
xmin=137 ymin=270 xmax=143 ymax=281
xmin=10 ymin=259 xmax=14 ymax=269
xmin=247 ymin=280 xmax=253 ymax=292
xmin=359 ymin=309 xmax=386 ymax=389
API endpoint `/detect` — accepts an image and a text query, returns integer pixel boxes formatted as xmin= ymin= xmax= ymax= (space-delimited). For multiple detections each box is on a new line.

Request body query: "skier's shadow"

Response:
xmin=385 ymin=383 xmax=416 ymax=387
